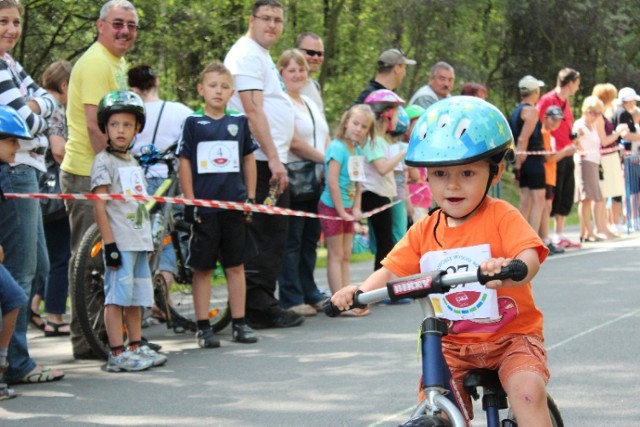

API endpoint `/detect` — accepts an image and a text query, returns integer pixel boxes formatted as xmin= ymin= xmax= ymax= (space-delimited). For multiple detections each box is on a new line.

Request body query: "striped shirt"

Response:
xmin=0 ymin=53 xmax=57 ymax=171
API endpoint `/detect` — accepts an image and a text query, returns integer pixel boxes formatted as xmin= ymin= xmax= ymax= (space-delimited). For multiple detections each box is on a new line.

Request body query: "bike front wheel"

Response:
xmin=72 ymin=223 xmax=109 ymax=359
xmin=506 ymin=393 xmax=564 ymax=427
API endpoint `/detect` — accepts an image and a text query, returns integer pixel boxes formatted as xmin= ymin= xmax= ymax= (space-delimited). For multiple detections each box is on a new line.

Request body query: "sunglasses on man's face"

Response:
xmin=300 ymin=48 xmax=324 ymax=57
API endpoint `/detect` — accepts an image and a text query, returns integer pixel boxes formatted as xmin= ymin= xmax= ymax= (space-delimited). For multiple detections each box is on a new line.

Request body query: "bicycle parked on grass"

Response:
xmin=325 ymin=260 xmax=563 ymax=427
xmin=72 ymin=144 xmax=230 ymax=358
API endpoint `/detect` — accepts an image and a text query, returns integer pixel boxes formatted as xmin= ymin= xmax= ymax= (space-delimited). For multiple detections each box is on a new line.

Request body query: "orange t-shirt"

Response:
xmin=542 ymin=128 xmax=557 ymax=186
xmin=382 ymin=197 xmax=549 ymax=344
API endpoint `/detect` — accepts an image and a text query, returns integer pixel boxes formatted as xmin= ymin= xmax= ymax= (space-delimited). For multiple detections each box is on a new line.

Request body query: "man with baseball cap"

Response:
xmin=408 ymin=61 xmax=455 ymax=108
xmin=354 ymin=48 xmax=416 ymax=104
xmin=510 ymin=75 xmax=547 ymax=237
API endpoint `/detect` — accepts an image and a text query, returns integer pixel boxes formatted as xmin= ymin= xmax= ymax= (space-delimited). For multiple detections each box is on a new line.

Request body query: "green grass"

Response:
xmin=315 ymin=246 xmax=374 ymax=269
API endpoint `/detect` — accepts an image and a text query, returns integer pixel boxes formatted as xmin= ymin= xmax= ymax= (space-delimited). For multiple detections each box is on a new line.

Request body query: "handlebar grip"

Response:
xmin=322 ymin=290 xmax=368 ymax=317
xmin=477 ymin=259 xmax=528 ymax=284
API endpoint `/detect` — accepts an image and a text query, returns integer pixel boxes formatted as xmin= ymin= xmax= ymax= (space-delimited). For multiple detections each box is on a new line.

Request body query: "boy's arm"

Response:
xmin=331 ymin=267 xmax=398 ymax=311
xmin=178 ymin=157 xmax=194 ymax=199
xmin=93 ymin=185 xmax=114 ymax=244
xmin=243 ymin=153 xmax=257 ymax=200
xmin=480 ymin=248 xmax=540 ymax=290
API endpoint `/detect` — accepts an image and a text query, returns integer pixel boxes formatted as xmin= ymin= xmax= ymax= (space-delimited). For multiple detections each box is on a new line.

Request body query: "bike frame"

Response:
xmin=336 ymin=261 xmax=530 ymax=427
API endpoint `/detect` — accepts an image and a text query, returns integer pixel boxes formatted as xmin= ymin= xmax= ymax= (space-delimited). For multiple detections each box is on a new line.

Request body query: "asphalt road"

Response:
xmin=1 ymin=230 xmax=639 ymax=426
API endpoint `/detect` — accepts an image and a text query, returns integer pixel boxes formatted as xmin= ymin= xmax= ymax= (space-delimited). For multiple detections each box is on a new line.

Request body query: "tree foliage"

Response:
xmin=14 ymin=0 xmax=640 ymax=124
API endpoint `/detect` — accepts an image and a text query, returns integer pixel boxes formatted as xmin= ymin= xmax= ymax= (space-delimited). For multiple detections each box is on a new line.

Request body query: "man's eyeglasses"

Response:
xmin=300 ymin=48 xmax=323 ymax=58
xmin=252 ymin=15 xmax=284 ymax=25
xmin=103 ymin=19 xmax=139 ymax=32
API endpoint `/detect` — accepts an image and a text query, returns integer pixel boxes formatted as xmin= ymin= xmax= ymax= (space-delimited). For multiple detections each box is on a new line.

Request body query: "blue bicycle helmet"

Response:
xmin=406 ymin=96 xmax=513 ymax=168
xmin=390 ymin=105 xmax=409 ymax=136
xmin=0 ymin=105 xmax=33 ymax=140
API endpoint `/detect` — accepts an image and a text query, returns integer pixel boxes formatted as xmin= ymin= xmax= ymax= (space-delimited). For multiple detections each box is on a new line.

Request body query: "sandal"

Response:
xmin=29 ymin=310 xmax=46 ymax=331
xmin=43 ymin=321 xmax=71 ymax=337
xmin=19 ymin=366 xmax=65 ymax=384
xmin=340 ymin=307 xmax=371 ymax=317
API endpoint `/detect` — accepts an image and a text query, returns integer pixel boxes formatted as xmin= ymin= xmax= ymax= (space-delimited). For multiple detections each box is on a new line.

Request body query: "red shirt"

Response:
xmin=537 ymin=90 xmax=574 ymax=151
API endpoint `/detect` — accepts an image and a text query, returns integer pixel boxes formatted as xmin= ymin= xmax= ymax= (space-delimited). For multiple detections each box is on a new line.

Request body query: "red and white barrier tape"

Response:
xmin=515 ymin=145 xmax=624 ymax=156
xmin=2 ymin=188 xmax=424 ymax=221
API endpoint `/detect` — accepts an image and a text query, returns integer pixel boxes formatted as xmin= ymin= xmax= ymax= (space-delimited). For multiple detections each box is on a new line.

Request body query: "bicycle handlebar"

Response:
xmin=136 ymin=143 xmax=179 ymax=168
xmin=323 ymin=259 xmax=528 ymax=317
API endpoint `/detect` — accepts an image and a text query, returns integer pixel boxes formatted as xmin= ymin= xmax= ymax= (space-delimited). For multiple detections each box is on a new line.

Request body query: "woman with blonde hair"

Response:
xmin=592 ymin=83 xmax=627 ymax=234
xmin=276 ymin=49 xmax=330 ymax=316
xmin=574 ymin=96 xmax=626 ymax=241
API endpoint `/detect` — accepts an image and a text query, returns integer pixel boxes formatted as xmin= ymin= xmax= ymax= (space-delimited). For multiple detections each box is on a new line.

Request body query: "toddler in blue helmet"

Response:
xmin=332 ymin=96 xmax=553 ymax=425
xmin=0 ymin=105 xmax=32 ymax=400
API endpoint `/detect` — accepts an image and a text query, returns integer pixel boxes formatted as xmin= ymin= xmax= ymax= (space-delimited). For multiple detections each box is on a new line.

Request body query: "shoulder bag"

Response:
xmin=286 ymin=100 xmax=322 ymax=202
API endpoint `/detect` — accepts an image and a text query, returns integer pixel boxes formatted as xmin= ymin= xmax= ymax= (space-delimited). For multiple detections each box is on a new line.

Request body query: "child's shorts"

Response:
xmin=318 ymin=201 xmax=355 ymax=237
xmin=441 ymin=334 xmax=550 ymax=421
xmin=103 ymin=251 xmax=153 ymax=307
xmin=0 ymin=264 xmax=28 ymax=314
xmin=186 ymin=211 xmax=246 ymax=270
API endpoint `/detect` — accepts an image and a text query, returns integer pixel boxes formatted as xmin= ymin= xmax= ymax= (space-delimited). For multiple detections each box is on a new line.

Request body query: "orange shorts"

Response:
xmin=421 ymin=334 xmax=550 ymax=421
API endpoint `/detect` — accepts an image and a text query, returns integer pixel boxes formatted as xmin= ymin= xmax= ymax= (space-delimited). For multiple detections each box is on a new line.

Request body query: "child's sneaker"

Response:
xmin=196 ymin=328 xmax=220 ymax=348
xmin=106 ymin=349 xmax=153 ymax=372
xmin=232 ymin=323 xmax=258 ymax=344
xmin=0 ymin=383 xmax=16 ymax=401
xmin=132 ymin=345 xmax=168 ymax=367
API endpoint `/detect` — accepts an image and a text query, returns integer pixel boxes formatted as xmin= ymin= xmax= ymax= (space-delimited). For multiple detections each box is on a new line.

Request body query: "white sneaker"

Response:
xmin=132 ymin=345 xmax=167 ymax=367
xmin=107 ymin=350 xmax=153 ymax=372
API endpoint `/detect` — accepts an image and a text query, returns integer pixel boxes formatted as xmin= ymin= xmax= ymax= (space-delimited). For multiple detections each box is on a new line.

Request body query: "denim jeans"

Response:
xmin=0 ymin=163 xmax=48 ymax=382
xmin=278 ymin=198 xmax=325 ymax=308
xmin=39 ymin=216 xmax=71 ymax=314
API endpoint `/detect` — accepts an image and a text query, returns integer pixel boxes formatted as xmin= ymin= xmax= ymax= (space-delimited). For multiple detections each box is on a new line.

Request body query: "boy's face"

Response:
xmin=0 ymin=137 xmax=19 ymax=163
xmin=428 ymin=159 xmax=502 ymax=222
xmin=106 ymin=112 xmax=139 ymax=151
xmin=197 ymin=72 xmax=234 ymax=112
xmin=544 ymin=116 xmax=562 ymax=132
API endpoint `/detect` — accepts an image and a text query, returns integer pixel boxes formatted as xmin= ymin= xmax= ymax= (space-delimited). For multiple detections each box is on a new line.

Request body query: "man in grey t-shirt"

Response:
xmin=409 ymin=61 xmax=455 ymax=109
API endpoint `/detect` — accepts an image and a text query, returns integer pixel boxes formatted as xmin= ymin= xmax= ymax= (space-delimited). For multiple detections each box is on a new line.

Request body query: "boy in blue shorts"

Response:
xmin=0 ymin=105 xmax=32 ymax=399
xmin=91 ymin=91 xmax=167 ymax=372
xmin=178 ymin=61 xmax=259 ymax=348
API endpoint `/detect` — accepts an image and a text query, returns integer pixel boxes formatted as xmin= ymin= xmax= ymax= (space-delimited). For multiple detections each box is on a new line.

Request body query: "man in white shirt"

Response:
xmin=224 ymin=0 xmax=303 ymax=329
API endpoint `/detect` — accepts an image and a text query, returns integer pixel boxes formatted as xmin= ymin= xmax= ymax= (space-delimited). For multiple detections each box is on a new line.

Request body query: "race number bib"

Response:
xmin=118 ymin=166 xmax=147 ymax=196
xmin=420 ymin=244 xmax=499 ymax=321
xmin=197 ymin=140 xmax=240 ymax=174
xmin=348 ymin=155 xmax=366 ymax=182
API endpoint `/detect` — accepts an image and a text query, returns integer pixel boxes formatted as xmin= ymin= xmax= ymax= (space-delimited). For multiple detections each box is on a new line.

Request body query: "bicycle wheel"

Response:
xmin=401 ymin=415 xmax=451 ymax=426
xmin=72 ymin=223 xmax=109 ymax=359
xmin=506 ymin=393 xmax=564 ymax=427
xmin=152 ymin=273 xmax=231 ymax=333
xmin=150 ymin=226 xmax=231 ymax=334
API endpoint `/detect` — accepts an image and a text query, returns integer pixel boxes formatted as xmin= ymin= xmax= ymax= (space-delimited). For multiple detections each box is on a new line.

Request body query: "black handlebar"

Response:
xmin=323 ymin=259 xmax=528 ymax=317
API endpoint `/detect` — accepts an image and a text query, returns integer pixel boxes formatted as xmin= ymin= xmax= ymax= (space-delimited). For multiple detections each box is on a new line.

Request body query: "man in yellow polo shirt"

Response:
xmin=60 ymin=0 xmax=139 ymax=359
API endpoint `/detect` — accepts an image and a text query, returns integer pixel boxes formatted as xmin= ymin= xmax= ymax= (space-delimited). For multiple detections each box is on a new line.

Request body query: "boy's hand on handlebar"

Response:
xmin=481 ymin=257 xmax=511 ymax=289
xmin=330 ymin=285 xmax=359 ymax=311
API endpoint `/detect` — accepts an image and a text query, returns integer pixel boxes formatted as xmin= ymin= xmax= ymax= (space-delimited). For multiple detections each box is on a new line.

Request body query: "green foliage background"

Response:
xmin=14 ymin=0 xmax=640 ymax=126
